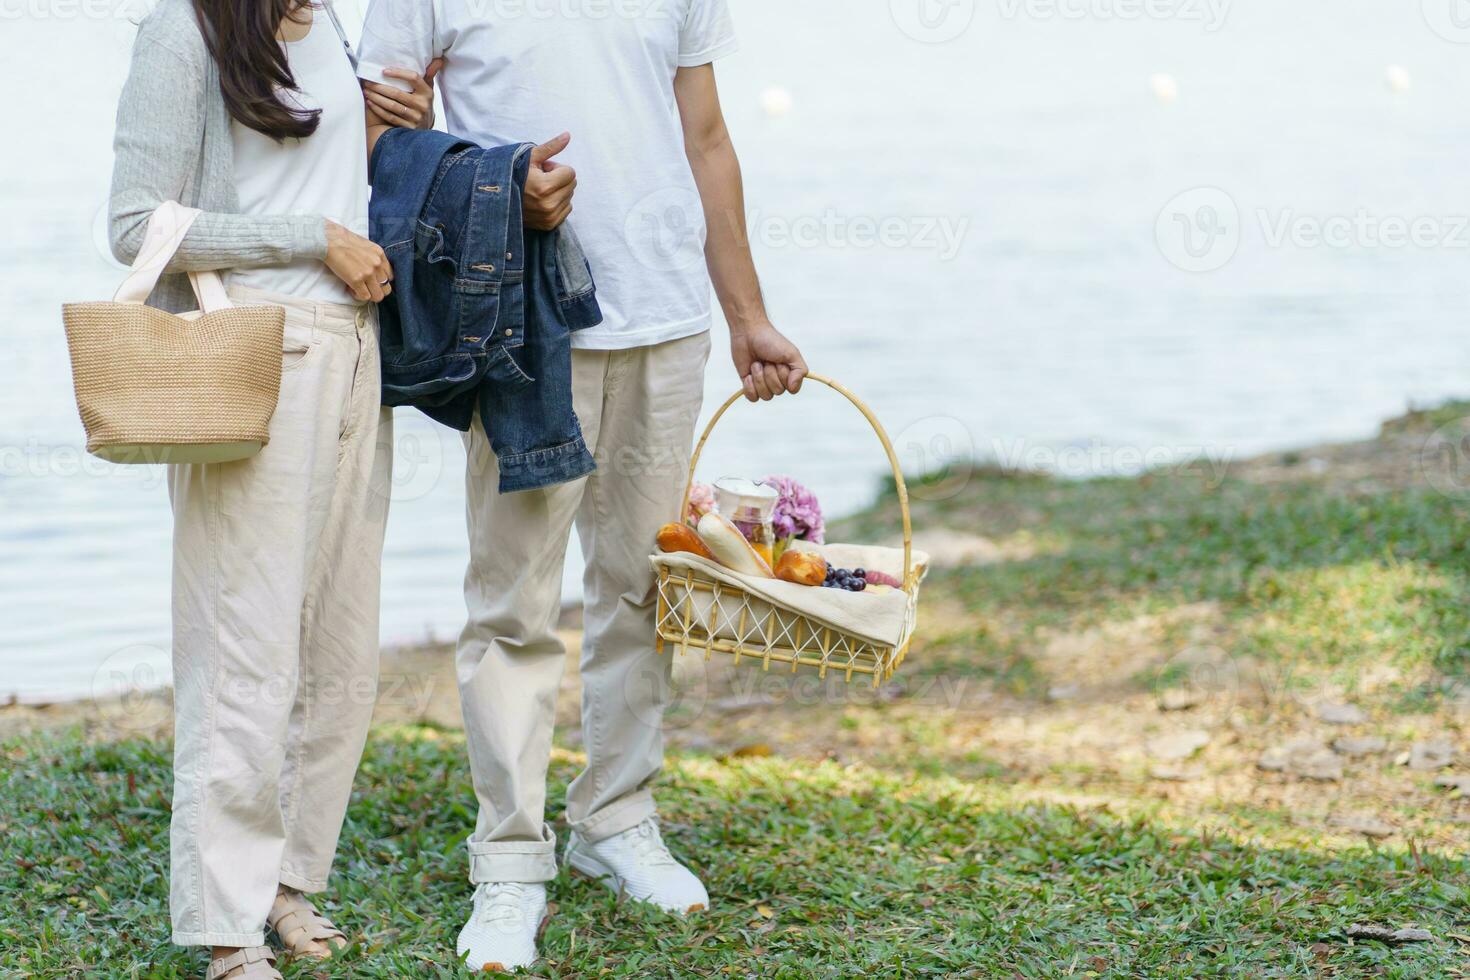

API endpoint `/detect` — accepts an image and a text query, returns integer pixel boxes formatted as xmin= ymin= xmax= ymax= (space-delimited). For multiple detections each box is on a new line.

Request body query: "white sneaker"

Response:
xmin=565 ymin=818 xmax=709 ymax=914
xmin=456 ymin=881 xmax=548 ymax=972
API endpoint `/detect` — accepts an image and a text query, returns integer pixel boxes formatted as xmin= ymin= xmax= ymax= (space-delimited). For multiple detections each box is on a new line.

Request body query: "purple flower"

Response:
xmin=762 ymin=475 xmax=825 ymax=544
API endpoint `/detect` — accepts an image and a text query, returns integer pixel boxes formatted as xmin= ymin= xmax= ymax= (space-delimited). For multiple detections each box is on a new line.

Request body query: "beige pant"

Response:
xmin=457 ymin=329 xmax=712 ymax=882
xmin=168 ymin=287 xmax=393 ymax=947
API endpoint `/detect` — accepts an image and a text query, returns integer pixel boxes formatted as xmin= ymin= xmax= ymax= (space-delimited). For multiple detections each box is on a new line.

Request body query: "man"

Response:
xmin=356 ymin=0 xmax=808 ymax=970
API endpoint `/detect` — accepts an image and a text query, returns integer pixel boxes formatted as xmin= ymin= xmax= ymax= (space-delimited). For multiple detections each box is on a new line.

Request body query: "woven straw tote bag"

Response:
xmin=62 ymin=201 xmax=286 ymax=464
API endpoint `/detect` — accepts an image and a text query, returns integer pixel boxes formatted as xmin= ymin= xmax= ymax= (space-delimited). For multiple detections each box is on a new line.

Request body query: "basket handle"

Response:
xmin=682 ymin=374 xmax=915 ymax=591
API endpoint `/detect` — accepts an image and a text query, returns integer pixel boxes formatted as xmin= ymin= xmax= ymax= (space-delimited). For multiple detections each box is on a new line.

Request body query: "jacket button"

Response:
xmin=504 ymin=329 xmax=514 ymax=337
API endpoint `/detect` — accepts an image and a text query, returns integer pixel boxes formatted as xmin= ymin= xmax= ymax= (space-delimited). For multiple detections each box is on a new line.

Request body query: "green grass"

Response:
xmin=845 ymin=459 xmax=1470 ymax=694
xmin=3 ymin=729 xmax=1467 ymax=979
xmin=10 ymin=418 xmax=1470 ymax=977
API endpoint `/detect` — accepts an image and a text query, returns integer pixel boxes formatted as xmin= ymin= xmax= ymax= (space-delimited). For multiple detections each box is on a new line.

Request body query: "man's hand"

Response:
xmin=524 ymin=133 xmax=577 ymax=231
xmin=731 ymin=320 xmax=808 ymax=401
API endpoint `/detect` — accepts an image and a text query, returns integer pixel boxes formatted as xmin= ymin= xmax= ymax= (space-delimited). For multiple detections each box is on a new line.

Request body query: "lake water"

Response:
xmin=5 ymin=0 xmax=1470 ymax=700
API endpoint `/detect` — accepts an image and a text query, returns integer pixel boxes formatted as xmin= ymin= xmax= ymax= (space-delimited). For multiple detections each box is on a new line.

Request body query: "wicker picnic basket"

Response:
xmin=653 ymin=375 xmax=925 ymax=687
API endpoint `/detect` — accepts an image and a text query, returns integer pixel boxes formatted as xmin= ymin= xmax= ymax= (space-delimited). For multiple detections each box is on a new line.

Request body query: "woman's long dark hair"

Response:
xmin=192 ymin=0 xmax=321 ymax=141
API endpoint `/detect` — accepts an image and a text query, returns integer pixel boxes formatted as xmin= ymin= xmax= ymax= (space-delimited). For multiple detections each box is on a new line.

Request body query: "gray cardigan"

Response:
xmin=108 ymin=0 xmax=330 ymax=312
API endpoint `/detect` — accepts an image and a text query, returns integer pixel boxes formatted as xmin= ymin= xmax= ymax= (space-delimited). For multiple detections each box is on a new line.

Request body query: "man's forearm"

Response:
xmin=676 ymin=63 xmax=806 ymax=400
xmin=688 ymin=132 xmax=766 ymax=333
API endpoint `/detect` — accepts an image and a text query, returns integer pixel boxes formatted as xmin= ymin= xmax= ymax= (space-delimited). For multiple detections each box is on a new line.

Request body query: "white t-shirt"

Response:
xmin=230 ymin=8 xmax=369 ymax=305
xmin=356 ymin=0 xmax=739 ymax=350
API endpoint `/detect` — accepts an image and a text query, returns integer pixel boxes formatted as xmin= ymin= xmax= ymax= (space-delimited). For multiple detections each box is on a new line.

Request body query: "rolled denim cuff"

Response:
xmin=496 ymin=437 xmax=596 ymax=494
xmin=570 ymin=788 xmax=658 ymax=844
xmin=466 ymin=825 xmax=559 ymax=883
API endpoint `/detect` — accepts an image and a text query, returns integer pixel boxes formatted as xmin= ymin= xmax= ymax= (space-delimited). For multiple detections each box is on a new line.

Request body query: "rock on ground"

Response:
xmin=1328 ymin=813 xmax=1394 ymax=839
xmin=1332 ymin=736 xmax=1387 ymax=757
xmin=1407 ymin=740 xmax=1456 ymax=771
xmin=1433 ymin=774 xmax=1470 ymax=794
xmin=1259 ymin=737 xmax=1343 ymax=781
xmin=1344 ymin=924 xmax=1434 ymax=944
xmin=1146 ymin=730 xmax=1211 ymax=761
xmin=1316 ymin=702 xmax=1367 ymax=725
xmin=1158 ymin=689 xmax=1202 ymax=712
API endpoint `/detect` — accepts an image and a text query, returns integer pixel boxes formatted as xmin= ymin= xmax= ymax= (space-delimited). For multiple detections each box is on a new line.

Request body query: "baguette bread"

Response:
xmin=696 ymin=512 xmax=774 ymax=578
xmin=656 ymin=523 xmax=716 ymax=561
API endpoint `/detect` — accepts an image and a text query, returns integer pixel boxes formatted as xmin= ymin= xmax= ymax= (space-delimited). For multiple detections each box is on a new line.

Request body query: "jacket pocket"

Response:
xmin=453 ymin=284 xmax=509 ymax=349
xmin=415 ymin=220 xmax=454 ymax=269
xmin=484 ymin=345 xmax=535 ymax=393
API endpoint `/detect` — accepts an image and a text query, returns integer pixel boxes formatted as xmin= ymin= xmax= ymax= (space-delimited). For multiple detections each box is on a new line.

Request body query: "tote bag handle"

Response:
xmin=113 ymin=201 xmax=233 ymax=314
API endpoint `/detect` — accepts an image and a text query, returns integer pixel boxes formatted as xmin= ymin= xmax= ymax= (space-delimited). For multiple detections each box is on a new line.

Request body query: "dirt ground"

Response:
xmin=9 ymin=412 xmax=1470 ymax=854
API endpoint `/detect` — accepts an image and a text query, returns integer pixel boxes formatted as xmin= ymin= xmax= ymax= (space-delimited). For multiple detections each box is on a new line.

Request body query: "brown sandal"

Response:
xmin=204 ymin=946 xmax=282 ymax=980
xmin=267 ymin=887 xmax=348 ymax=960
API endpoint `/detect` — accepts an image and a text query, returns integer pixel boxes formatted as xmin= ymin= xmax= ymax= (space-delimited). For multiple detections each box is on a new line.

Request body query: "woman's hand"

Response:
xmin=324 ymin=220 xmax=393 ymax=303
xmin=362 ymin=60 xmax=444 ymax=130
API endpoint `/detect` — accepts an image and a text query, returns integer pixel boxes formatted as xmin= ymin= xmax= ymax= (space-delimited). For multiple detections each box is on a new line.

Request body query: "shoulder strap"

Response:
xmin=320 ymin=0 xmax=359 ymax=71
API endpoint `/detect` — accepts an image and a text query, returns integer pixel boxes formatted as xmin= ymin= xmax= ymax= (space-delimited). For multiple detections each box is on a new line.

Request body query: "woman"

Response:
xmin=108 ymin=2 xmax=434 ymax=977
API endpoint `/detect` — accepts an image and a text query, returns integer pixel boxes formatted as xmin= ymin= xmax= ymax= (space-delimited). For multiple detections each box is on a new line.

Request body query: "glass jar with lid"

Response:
xmin=713 ymin=477 xmax=779 ymax=566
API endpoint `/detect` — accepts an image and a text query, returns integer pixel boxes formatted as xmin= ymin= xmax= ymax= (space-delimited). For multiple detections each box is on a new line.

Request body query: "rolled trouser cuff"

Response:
xmin=278 ymin=868 xmax=328 ymax=894
xmin=569 ymin=788 xmax=658 ymax=844
xmin=171 ymin=930 xmax=265 ymax=948
xmin=467 ymin=824 xmax=559 ymax=883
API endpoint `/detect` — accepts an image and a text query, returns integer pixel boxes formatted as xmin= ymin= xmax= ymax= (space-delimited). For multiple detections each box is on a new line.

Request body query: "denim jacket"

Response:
xmin=369 ymin=128 xmax=602 ymax=492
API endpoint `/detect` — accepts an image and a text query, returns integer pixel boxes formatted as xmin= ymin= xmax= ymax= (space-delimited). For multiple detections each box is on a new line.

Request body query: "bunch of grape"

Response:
xmin=822 ymin=566 xmax=867 ymax=592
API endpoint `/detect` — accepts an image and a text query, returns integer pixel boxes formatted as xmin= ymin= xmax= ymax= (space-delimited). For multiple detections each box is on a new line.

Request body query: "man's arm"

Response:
xmin=675 ymin=64 xmax=807 ymax=401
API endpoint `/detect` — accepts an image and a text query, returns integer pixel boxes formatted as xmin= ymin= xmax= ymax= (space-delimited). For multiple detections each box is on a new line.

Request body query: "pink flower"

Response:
xmin=762 ymin=475 xmax=825 ymax=543
xmin=686 ymin=481 xmax=716 ymax=526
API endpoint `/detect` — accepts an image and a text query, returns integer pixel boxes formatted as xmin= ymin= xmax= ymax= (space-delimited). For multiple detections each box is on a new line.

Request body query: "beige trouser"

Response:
xmin=458 ymin=329 xmax=712 ymax=882
xmin=168 ymin=286 xmax=393 ymax=947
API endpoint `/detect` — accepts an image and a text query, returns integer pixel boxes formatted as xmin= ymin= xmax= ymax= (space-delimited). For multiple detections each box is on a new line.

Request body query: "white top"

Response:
xmin=230 ymin=6 xmax=369 ymax=305
xmin=356 ymin=0 xmax=739 ymax=350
